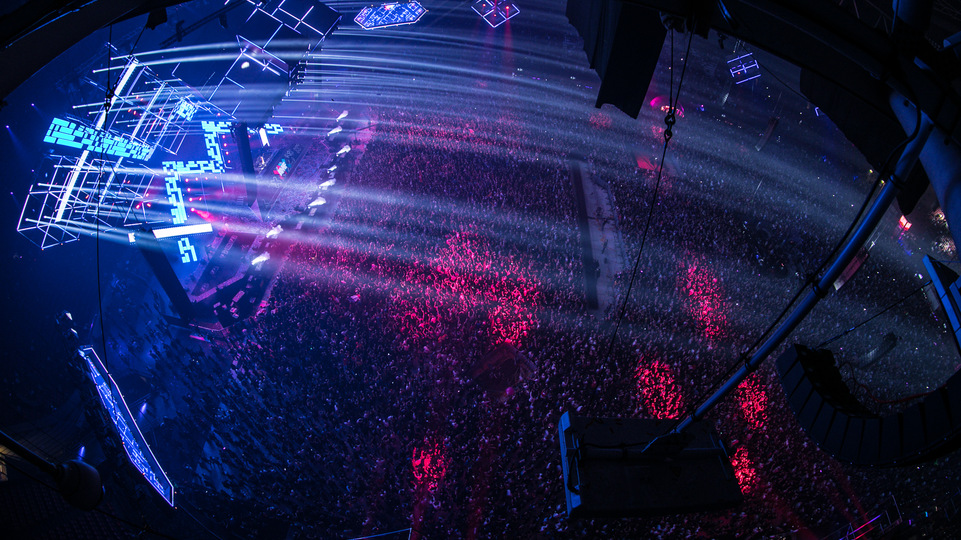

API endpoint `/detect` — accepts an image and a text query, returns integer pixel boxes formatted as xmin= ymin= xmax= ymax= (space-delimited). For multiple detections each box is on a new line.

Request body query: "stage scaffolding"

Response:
xmin=17 ymin=55 xmax=223 ymax=249
xmin=17 ymin=155 xmax=166 ymax=249
xmin=17 ymin=1 xmax=339 ymax=251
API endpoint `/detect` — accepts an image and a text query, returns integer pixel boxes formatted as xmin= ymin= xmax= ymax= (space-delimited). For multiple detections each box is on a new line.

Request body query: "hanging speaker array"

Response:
xmin=776 ymin=344 xmax=961 ymax=466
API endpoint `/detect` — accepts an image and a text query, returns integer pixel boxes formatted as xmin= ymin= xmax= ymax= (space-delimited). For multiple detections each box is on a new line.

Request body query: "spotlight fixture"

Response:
xmin=266 ymin=224 xmax=283 ymax=238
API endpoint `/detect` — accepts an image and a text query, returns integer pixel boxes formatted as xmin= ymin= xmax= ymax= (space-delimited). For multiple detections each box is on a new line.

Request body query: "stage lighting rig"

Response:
xmin=471 ymin=0 xmax=519 ymax=28
xmin=354 ymin=2 xmax=428 ymax=30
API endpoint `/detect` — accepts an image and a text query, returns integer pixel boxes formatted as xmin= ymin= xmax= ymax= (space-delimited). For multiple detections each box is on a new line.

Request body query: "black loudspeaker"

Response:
xmin=558 ymin=412 xmax=742 ymax=518
xmin=776 ymin=344 xmax=961 ymax=466
xmin=566 ymin=0 xmax=667 ymax=118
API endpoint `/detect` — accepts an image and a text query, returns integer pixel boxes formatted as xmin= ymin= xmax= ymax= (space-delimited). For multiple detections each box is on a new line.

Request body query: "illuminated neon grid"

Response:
xmin=80 ymin=347 xmax=174 ymax=506
xmin=161 ymin=121 xmax=234 ymax=174
xmin=354 ymin=2 xmax=427 ymax=30
xmin=191 ymin=1 xmax=340 ymax=122
xmin=17 ymin=184 xmax=79 ymax=249
xmin=244 ymin=0 xmax=341 ymax=41
xmin=471 ymin=0 xmax=519 ymax=28
xmin=82 ymin=56 xmax=219 ymax=158
xmin=23 ymin=52 xmax=280 ymax=253
xmin=17 ymin=155 xmax=165 ymax=249
xmin=20 ymin=55 xmax=241 ymax=252
xmin=239 ymin=36 xmax=289 ymax=77
xmin=728 ymin=53 xmax=761 ymax=84
xmin=44 ymin=118 xmax=153 ymax=161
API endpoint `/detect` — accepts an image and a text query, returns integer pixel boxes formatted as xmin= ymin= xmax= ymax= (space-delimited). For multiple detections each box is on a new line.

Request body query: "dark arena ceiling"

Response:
xmin=3 ymin=0 xmax=961 ymax=538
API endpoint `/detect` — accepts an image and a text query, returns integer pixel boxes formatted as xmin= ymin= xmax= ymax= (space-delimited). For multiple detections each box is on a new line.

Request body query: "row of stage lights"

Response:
xmin=250 ymin=110 xmax=350 ymax=268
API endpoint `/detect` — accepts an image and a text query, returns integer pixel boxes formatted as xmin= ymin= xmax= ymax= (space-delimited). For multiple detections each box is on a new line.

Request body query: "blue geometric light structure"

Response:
xmin=197 ymin=0 xmax=341 ymax=125
xmin=17 ymin=154 xmax=165 ymax=249
xmin=728 ymin=52 xmax=761 ymax=85
xmin=158 ymin=120 xmax=228 ymax=263
xmin=354 ymin=2 xmax=427 ymax=30
xmin=17 ymin=55 xmax=216 ymax=251
xmin=161 ymin=120 xmax=234 ymax=175
xmin=44 ymin=118 xmax=153 ymax=161
xmin=471 ymin=0 xmax=519 ymax=28
xmin=156 ymin=121 xmax=283 ymax=263
xmin=80 ymin=347 xmax=174 ymax=506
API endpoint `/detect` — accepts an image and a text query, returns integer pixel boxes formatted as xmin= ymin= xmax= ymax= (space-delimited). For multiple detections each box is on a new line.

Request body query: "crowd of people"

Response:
xmin=112 ymin=90 xmax=957 ymax=539
xmin=186 ymin=106 xmax=603 ymax=538
xmin=72 ymin=6 xmax=961 ymax=538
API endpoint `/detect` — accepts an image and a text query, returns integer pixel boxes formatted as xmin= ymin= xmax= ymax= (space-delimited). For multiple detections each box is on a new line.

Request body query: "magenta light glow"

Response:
xmin=391 ymin=232 xmax=539 ymax=348
xmin=731 ymin=446 xmax=759 ymax=494
xmin=679 ymin=261 xmax=729 ymax=341
xmin=736 ymin=374 xmax=770 ymax=430
xmin=634 ymin=358 xmax=686 ymax=419
xmin=412 ymin=440 xmax=449 ymax=492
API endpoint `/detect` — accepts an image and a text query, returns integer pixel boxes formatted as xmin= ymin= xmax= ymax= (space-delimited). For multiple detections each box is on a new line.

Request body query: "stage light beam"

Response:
xmin=151 ymin=223 xmax=214 ymax=239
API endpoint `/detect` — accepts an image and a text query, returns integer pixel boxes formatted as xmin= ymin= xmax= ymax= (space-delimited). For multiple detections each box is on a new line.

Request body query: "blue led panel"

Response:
xmin=164 ymin=175 xmax=188 ymax=225
xmin=80 ymin=347 xmax=174 ymax=506
xmin=159 ymin=121 xmax=284 ymax=263
xmin=261 ymin=123 xmax=284 ymax=135
xmin=161 ymin=121 xmax=283 ymax=175
xmin=160 ymin=172 xmax=200 ymax=263
xmin=161 ymin=121 xmax=234 ymax=174
xmin=354 ymin=2 xmax=427 ymax=30
xmin=43 ymin=118 xmax=153 ymax=161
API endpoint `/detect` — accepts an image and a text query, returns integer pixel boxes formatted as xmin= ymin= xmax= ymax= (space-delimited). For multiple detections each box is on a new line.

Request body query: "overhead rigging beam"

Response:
xmin=656 ymin=95 xmax=935 ymax=447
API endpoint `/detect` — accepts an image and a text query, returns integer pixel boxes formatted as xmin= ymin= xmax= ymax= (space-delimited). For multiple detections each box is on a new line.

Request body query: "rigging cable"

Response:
xmin=816 ymin=280 xmax=931 ymax=349
xmin=87 ymin=21 xmax=229 ymax=540
xmin=594 ymin=0 xmax=935 ymax=461
xmin=668 ymin=75 xmax=926 ymax=426
xmin=691 ymin=0 xmax=922 ymax=395
xmin=94 ymin=25 xmax=112 ymax=371
xmin=603 ymin=27 xmax=695 ymax=373
xmin=839 ymin=361 xmax=934 ymax=407
xmin=615 ymin=14 xmax=927 ymax=433
xmin=95 ymin=15 xmax=152 ymax=370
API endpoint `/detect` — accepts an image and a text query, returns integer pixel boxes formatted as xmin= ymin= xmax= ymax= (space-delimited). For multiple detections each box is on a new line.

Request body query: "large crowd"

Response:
xmin=73 ymin=8 xmax=961 ymax=538
xmin=110 ymin=90 xmax=958 ymax=539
